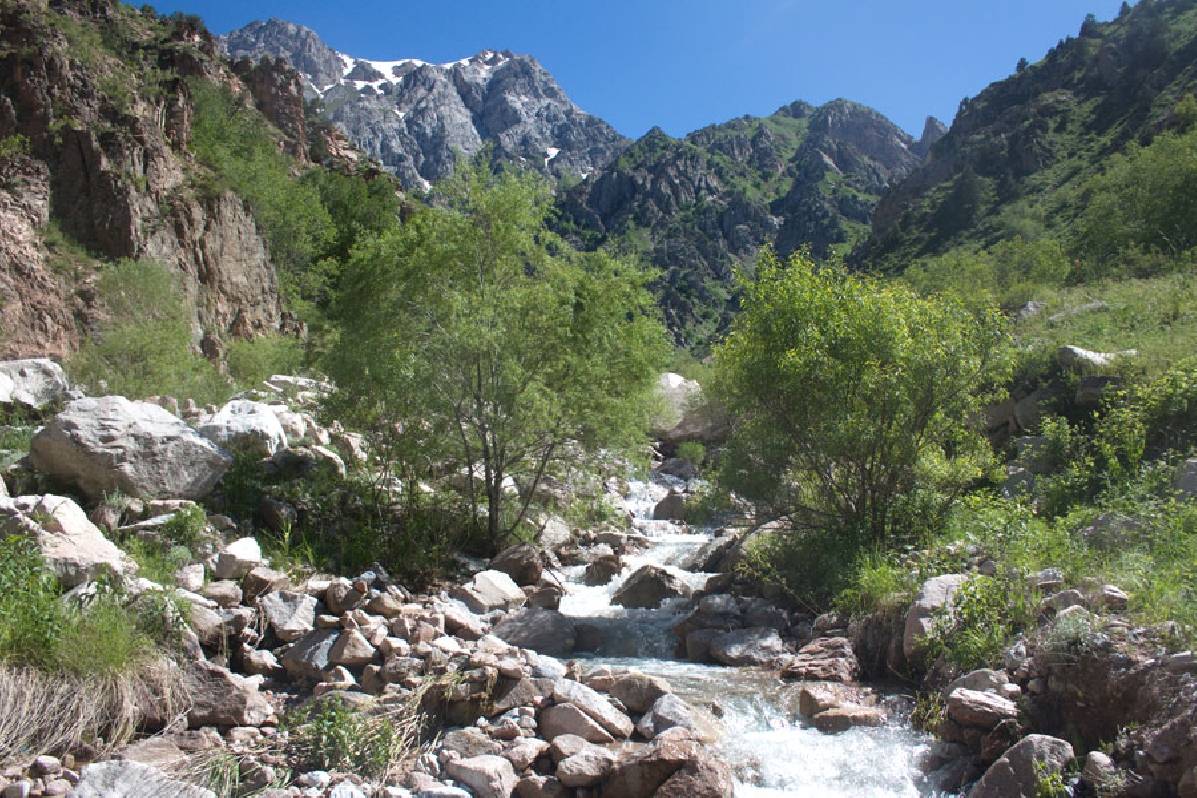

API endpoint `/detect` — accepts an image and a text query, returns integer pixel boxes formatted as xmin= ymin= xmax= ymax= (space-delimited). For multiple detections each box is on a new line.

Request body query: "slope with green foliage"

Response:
xmin=558 ymin=100 xmax=940 ymax=353
xmin=860 ymin=0 xmax=1197 ymax=276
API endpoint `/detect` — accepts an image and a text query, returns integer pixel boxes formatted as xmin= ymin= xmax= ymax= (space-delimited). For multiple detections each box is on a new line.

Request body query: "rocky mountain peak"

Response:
xmin=222 ymin=21 xmax=629 ymax=189
xmin=914 ymin=115 xmax=948 ymax=157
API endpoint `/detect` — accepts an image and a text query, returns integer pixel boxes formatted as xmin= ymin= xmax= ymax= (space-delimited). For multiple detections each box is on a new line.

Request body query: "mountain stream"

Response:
xmin=556 ymin=474 xmax=943 ymax=797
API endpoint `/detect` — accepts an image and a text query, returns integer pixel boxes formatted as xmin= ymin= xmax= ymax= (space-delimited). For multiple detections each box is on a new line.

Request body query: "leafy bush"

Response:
xmin=226 ymin=334 xmax=305 ymax=391
xmin=924 ymin=574 xmax=1037 ymax=671
xmin=68 ymin=259 xmax=229 ymax=404
xmin=675 ymin=441 xmax=706 ymax=467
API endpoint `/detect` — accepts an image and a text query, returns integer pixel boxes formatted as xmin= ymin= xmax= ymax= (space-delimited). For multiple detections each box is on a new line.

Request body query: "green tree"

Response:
xmin=326 ymin=161 xmax=667 ymax=551
xmin=714 ymin=248 xmax=1010 ymax=543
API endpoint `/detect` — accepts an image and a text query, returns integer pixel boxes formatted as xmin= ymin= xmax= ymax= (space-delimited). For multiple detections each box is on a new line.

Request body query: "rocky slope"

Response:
xmin=857 ymin=0 xmax=1197 ymax=270
xmin=558 ymin=101 xmax=943 ymax=350
xmin=0 ymin=0 xmax=308 ymax=361
xmin=220 ymin=19 xmax=629 ymax=190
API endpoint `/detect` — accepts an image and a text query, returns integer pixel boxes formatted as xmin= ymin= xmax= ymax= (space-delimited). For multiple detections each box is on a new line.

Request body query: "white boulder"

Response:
xmin=197 ymin=400 xmax=288 ymax=457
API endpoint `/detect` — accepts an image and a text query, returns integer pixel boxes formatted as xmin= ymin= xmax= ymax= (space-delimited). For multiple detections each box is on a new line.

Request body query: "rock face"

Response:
xmin=612 ymin=565 xmax=693 ymax=609
xmin=221 ymin=20 xmax=628 ymax=188
xmin=0 ymin=6 xmax=293 ymax=360
xmin=0 ymin=494 xmax=137 ymax=588
xmin=29 ymin=397 xmax=233 ymax=501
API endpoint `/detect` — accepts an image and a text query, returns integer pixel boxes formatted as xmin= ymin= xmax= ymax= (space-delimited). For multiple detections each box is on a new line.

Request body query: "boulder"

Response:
xmin=441 ymin=727 xmax=503 ymax=759
xmin=489 ymin=543 xmax=543 ymax=586
xmin=516 ymin=775 xmax=567 ymax=798
xmin=491 ymin=609 xmax=576 ymax=657
xmin=636 ymin=693 xmax=721 ymax=743
xmin=811 ymin=706 xmax=886 ymax=733
xmin=0 ymin=358 xmax=70 ymax=409
xmin=946 ymin=688 xmax=1018 ymax=731
xmin=652 ymin=490 xmax=687 ymax=521
xmin=583 ymin=555 xmax=623 ymax=586
xmin=491 ymin=677 xmax=555 ymax=715
xmin=258 ymin=591 xmax=318 ymax=643
xmin=1058 ymin=345 xmax=1136 ymax=373
xmin=680 ymin=534 xmax=739 ymax=573
xmin=184 ymin=660 xmax=273 ymax=728
xmin=945 ymin=670 xmax=1008 ymax=696
xmin=601 ymin=734 xmax=705 ymax=798
xmin=709 ymin=628 xmax=787 ymax=667
xmin=281 ymin=629 xmax=341 ymax=681
xmin=612 ymin=565 xmax=692 ymax=609
xmin=453 ymin=570 xmax=528 ymax=614
xmin=606 ymin=671 xmax=672 ymax=714
xmin=196 ymin=400 xmax=288 ymax=457
xmin=242 ymin=566 xmax=289 ymax=601
xmin=70 ymin=761 xmax=215 ymax=798
xmin=444 ymin=756 xmax=517 ymax=798
xmin=0 ymin=494 xmax=136 ymax=587
xmin=904 ymin=574 xmax=969 ymax=660
xmin=29 ymin=397 xmax=233 ymax=501
xmin=553 ymin=679 xmax=634 ymax=738
xmin=968 ymin=734 xmax=1073 ymax=798
xmin=211 ymin=537 xmax=265 ymax=580
xmin=652 ymin=373 xmax=727 ymax=444
xmin=797 ymin=683 xmax=864 ymax=718
xmin=201 ymin=580 xmax=242 ymax=608
xmin=781 ymin=637 xmax=859 ymax=683
xmin=654 ymin=756 xmax=735 ymax=798
xmin=329 ymin=629 xmax=377 ymax=666
xmin=538 ymin=704 xmax=615 ymax=744
xmin=556 ymin=748 xmax=617 ymax=788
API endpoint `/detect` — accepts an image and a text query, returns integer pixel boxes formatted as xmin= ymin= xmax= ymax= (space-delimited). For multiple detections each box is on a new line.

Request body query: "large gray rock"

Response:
xmin=652 ymin=373 xmax=727 ymax=444
xmin=539 ymin=703 xmax=615 ymax=744
xmin=606 ymin=671 xmax=671 ymax=714
xmin=184 ymin=660 xmax=273 ymax=728
xmin=946 ymin=688 xmax=1018 ymax=731
xmin=281 ymin=629 xmax=340 ymax=681
xmin=211 ymin=537 xmax=266 ymax=581
xmin=780 ymin=637 xmax=860 ymax=683
xmin=612 ymin=565 xmax=692 ymax=609
xmin=654 ymin=755 xmax=735 ymax=798
xmin=492 ymin=609 xmax=576 ymax=657
xmin=30 ymin=396 xmax=233 ymax=501
xmin=196 ymin=400 xmax=288 ymax=457
xmin=968 ymin=734 xmax=1073 ymax=798
xmin=903 ymin=574 xmax=969 ymax=660
xmin=600 ymin=734 xmax=707 ymax=798
xmin=489 ymin=543 xmax=543 ymax=586
xmin=636 ymin=694 xmax=722 ymax=743
xmin=556 ymin=747 xmax=617 ymax=788
xmin=452 ymin=569 xmax=527 ymax=613
xmin=71 ymin=760 xmax=215 ymax=798
xmin=708 ymin=628 xmax=786 ymax=667
xmin=0 ymin=358 xmax=70 ymax=409
xmin=0 ymin=494 xmax=137 ymax=587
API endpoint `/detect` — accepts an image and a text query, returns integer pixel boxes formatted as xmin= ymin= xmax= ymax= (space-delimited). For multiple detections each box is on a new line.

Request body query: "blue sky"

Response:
xmin=170 ymin=0 xmax=1129 ymax=139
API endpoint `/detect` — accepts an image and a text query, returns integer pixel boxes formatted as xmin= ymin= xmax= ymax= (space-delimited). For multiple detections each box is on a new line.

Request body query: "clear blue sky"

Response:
xmin=169 ymin=0 xmax=1129 ymax=139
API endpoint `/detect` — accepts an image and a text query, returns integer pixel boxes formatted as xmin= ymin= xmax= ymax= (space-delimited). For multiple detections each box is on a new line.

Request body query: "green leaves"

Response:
xmin=714 ymin=248 xmax=1011 ymax=542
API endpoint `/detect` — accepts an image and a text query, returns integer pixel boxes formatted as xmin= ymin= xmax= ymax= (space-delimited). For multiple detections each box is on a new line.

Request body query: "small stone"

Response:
xmin=811 ymin=706 xmax=886 ymax=733
xmin=201 ymin=580 xmax=243 ymax=608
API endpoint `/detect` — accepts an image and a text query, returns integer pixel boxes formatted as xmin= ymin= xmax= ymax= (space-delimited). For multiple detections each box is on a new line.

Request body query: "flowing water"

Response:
xmin=557 ymin=474 xmax=942 ymax=797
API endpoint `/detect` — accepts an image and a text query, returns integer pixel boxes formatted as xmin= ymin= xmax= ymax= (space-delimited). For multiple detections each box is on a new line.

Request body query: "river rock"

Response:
xmin=516 ymin=775 xmax=567 ymax=798
xmin=612 ymin=565 xmax=692 ymax=609
xmin=0 ymin=358 xmax=70 ymax=409
xmin=281 ymin=629 xmax=341 ymax=681
xmin=553 ymin=679 xmax=634 ymax=738
xmin=196 ymin=400 xmax=288 ymax=457
xmin=184 ymin=660 xmax=273 ymax=728
xmin=538 ymin=704 xmax=615 ymax=744
xmin=442 ymin=727 xmax=503 ymax=759
xmin=556 ymin=747 xmax=618 ymax=787
xmin=904 ymin=574 xmax=969 ymax=660
xmin=709 ymin=628 xmax=787 ymax=667
xmin=453 ymin=570 xmax=527 ymax=613
xmin=329 ymin=629 xmax=377 ymax=665
xmin=29 ymin=396 xmax=233 ymax=500
xmin=444 ymin=756 xmax=517 ymax=798
xmin=654 ymin=755 xmax=735 ymax=798
xmin=636 ymin=693 xmax=721 ymax=743
xmin=797 ymin=683 xmax=864 ymax=717
xmin=968 ymin=734 xmax=1073 ymax=798
xmin=945 ymin=669 xmax=1009 ymax=696
xmin=505 ymin=739 xmax=550 ymax=771
xmin=811 ymin=706 xmax=886 ymax=733
xmin=781 ymin=637 xmax=859 ymax=683
xmin=492 ymin=609 xmax=576 ymax=657
xmin=584 ymin=555 xmax=623 ymax=586
xmin=70 ymin=760 xmax=215 ymax=798
xmin=652 ymin=490 xmax=688 ymax=521
xmin=600 ymin=733 xmax=705 ymax=798
xmin=489 ymin=543 xmax=543 ymax=586
xmin=607 ymin=671 xmax=672 ymax=713
xmin=0 ymin=494 xmax=137 ymax=588
xmin=491 ymin=677 xmax=556 ymax=715
xmin=680 ymin=533 xmax=740 ymax=573
xmin=946 ymin=688 xmax=1018 ymax=730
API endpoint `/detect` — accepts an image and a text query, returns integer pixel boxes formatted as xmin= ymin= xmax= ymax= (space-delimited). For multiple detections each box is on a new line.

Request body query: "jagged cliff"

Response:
xmin=0 ymin=0 xmax=308 ymax=360
xmin=558 ymin=100 xmax=942 ymax=349
xmin=221 ymin=19 xmax=629 ymax=189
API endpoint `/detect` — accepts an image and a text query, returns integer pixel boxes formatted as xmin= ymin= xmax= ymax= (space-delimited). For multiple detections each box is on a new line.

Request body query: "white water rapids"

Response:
xmin=556 ymin=474 xmax=944 ymax=797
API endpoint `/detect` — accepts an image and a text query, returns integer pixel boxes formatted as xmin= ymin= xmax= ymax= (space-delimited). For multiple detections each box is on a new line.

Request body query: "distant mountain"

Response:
xmin=856 ymin=0 xmax=1197 ymax=271
xmin=221 ymin=19 xmax=628 ymax=189
xmin=558 ymin=100 xmax=943 ymax=350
